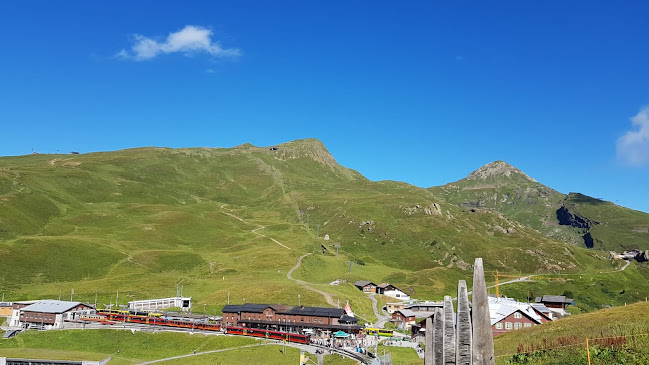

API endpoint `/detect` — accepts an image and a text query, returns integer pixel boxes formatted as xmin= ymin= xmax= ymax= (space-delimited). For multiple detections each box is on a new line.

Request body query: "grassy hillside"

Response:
xmin=431 ymin=161 xmax=649 ymax=252
xmin=0 ymin=139 xmax=646 ymax=315
xmin=494 ymin=301 xmax=649 ymax=364
xmin=0 ymin=329 xmax=257 ymax=364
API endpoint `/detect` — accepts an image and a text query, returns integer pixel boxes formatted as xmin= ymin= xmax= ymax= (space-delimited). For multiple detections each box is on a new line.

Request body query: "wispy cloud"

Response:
xmin=617 ymin=107 xmax=649 ymax=166
xmin=116 ymin=25 xmax=240 ymax=61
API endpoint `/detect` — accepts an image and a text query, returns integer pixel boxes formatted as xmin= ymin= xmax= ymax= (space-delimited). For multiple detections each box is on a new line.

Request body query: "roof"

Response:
xmin=354 ymin=280 xmax=374 ymax=287
xmin=535 ymin=295 xmax=574 ymax=304
xmin=489 ymin=297 xmax=544 ymax=325
xmin=0 ymin=302 xmax=13 ymax=307
xmin=405 ymin=301 xmax=444 ymax=310
xmin=377 ymin=283 xmax=393 ymax=289
xmin=21 ymin=300 xmax=91 ymax=314
xmin=531 ymin=304 xmax=551 ymax=313
xmin=395 ymin=309 xmax=416 ymax=317
xmin=340 ymin=315 xmax=356 ymax=322
xmin=222 ymin=303 xmax=354 ymax=321
xmin=238 ymin=318 xmax=362 ymax=331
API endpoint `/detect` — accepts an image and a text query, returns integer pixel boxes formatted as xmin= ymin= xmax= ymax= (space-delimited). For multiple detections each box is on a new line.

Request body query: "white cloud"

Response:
xmin=617 ymin=107 xmax=649 ymax=166
xmin=116 ymin=25 xmax=240 ymax=61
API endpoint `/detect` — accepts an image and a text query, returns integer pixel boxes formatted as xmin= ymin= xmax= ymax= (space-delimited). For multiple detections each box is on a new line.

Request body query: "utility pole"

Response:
xmin=228 ymin=291 xmax=230 ymax=305
xmin=116 ymin=290 xmax=118 ymax=309
xmin=298 ymin=294 xmax=301 ymax=307
xmin=95 ymin=292 xmax=98 ymax=309
xmin=316 ymin=224 xmax=320 ymax=237
xmin=307 ymin=213 xmax=310 ymax=229
xmin=335 ymin=245 xmax=339 ymax=259
xmin=347 ymin=261 xmax=353 ymax=273
xmin=71 ymin=288 xmax=74 ymax=301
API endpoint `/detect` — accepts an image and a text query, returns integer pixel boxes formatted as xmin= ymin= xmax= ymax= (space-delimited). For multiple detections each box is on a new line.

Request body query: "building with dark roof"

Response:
xmin=353 ymin=280 xmax=377 ymax=293
xmin=221 ymin=303 xmax=361 ymax=334
xmin=535 ymin=295 xmax=574 ymax=316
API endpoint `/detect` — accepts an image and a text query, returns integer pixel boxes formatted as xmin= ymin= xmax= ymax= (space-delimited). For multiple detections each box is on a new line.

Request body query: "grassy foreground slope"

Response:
xmin=0 ymin=139 xmax=647 ymax=313
xmin=495 ymin=301 xmax=649 ymax=364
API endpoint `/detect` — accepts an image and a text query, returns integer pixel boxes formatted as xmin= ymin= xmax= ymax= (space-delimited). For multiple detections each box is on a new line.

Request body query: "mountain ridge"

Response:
xmin=0 ymin=138 xmax=648 ymax=314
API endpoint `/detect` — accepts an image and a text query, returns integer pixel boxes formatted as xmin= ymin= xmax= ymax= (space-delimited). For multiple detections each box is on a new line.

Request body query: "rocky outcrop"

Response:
xmin=403 ymin=203 xmax=443 ymax=216
xmin=466 ymin=161 xmax=537 ymax=183
xmin=556 ymin=206 xmax=594 ymax=229
xmin=582 ymin=232 xmax=595 ymax=249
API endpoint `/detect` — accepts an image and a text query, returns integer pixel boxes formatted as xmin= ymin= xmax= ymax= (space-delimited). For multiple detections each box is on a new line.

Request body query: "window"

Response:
xmin=307 ymin=318 xmax=310 ymax=323
xmin=514 ymin=323 xmax=521 ymax=330
xmin=524 ymin=323 xmax=531 ymax=328
xmin=495 ymin=323 xmax=503 ymax=329
xmin=505 ymin=322 xmax=512 ymax=330
xmin=514 ymin=312 xmax=522 ymax=319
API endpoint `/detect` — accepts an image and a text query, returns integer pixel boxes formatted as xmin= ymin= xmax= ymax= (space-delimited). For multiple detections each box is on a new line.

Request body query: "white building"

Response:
xmin=377 ymin=283 xmax=410 ymax=301
xmin=128 ymin=297 xmax=192 ymax=312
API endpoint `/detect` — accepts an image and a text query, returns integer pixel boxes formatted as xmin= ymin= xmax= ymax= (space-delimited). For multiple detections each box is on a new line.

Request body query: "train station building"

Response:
xmin=10 ymin=300 xmax=94 ymax=330
xmin=221 ymin=303 xmax=361 ymax=335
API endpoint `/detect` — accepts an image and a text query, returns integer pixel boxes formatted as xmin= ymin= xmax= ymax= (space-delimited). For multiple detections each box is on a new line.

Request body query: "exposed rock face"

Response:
xmin=582 ymin=232 xmax=595 ymax=249
xmin=466 ymin=161 xmax=536 ymax=183
xmin=403 ymin=203 xmax=443 ymax=216
xmin=556 ymin=206 xmax=593 ymax=229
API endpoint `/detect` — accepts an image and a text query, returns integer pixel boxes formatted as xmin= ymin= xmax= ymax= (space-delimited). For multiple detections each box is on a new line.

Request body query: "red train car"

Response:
xmin=96 ymin=310 xmax=221 ymax=332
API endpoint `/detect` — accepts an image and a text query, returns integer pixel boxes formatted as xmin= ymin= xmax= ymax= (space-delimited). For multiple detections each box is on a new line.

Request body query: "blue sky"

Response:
xmin=1 ymin=1 xmax=648 ymax=212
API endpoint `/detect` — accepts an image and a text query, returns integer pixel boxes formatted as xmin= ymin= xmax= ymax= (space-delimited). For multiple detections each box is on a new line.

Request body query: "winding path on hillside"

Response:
xmin=221 ymin=211 xmax=291 ymax=250
xmin=465 ymin=259 xmax=632 ymax=296
xmin=287 ymin=253 xmax=338 ymax=307
xmin=368 ymin=294 xmax=390 ymax=328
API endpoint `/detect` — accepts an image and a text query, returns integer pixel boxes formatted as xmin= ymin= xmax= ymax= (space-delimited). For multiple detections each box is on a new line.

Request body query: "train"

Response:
xmin=89 ymin=310 xmax=310 ymax=345
xmin=363 ymin=328 xmax=394 ymax=337
xmin=94 ymin=309 xmax=220 ymax=331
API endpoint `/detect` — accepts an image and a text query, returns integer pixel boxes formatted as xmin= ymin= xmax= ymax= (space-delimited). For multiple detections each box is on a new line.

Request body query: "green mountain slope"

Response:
xmin=0 ymin=139 xmax=646 ymax=314
xmin=431 ymin=161 xmax=649 ymax=251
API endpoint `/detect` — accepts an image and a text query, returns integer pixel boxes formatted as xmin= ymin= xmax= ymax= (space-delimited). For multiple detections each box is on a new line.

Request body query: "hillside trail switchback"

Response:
xmin=220 ymin=210 xmax=291 ymax=250
xmin=287 ymin=253 xmax=338 ymax=307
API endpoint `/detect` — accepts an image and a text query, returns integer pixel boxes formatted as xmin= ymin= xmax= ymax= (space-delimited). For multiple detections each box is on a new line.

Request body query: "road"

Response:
xmin=465 ymin=259 xmax=632 ymax=296
xmin=368 ymin=294 xmax=390 ymax=328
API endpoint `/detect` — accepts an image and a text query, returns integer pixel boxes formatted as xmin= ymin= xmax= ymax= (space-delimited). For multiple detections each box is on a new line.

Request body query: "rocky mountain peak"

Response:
xmin=466 ymin=160 xmax=537 ymax=183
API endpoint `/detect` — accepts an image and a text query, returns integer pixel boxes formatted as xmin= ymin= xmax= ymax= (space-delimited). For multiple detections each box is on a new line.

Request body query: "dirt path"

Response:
xmin=221 ymin=211 xmax=291 ymax=250
xmin=466 ymin=259 xmax=632 ymax=296
xmin=252 ymin=226 xmax=291 ymax=250
xmin=287 ymin=253 xmax=337 ymax=307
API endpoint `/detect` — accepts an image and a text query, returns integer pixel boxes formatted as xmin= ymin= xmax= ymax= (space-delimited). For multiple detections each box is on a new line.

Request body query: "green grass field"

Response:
xmin=1 ymin=139 xmax=649 ymax=362
xmin=0 ymin=330 xmax=257 ymax=364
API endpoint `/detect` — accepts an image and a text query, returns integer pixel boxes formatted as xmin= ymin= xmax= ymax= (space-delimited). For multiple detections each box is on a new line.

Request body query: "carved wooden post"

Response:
xmin=456 ymin=280 xmax=472 ymax=365
xmin=425 ymin=316 xmax=434 ymax=365
xmin=472 ymin=258 xmax=495 ymax=365
xmin=433 ymin=307 xmax=445 ymax=364
xmin=443 ymin=295 xmax=456 ymax=365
